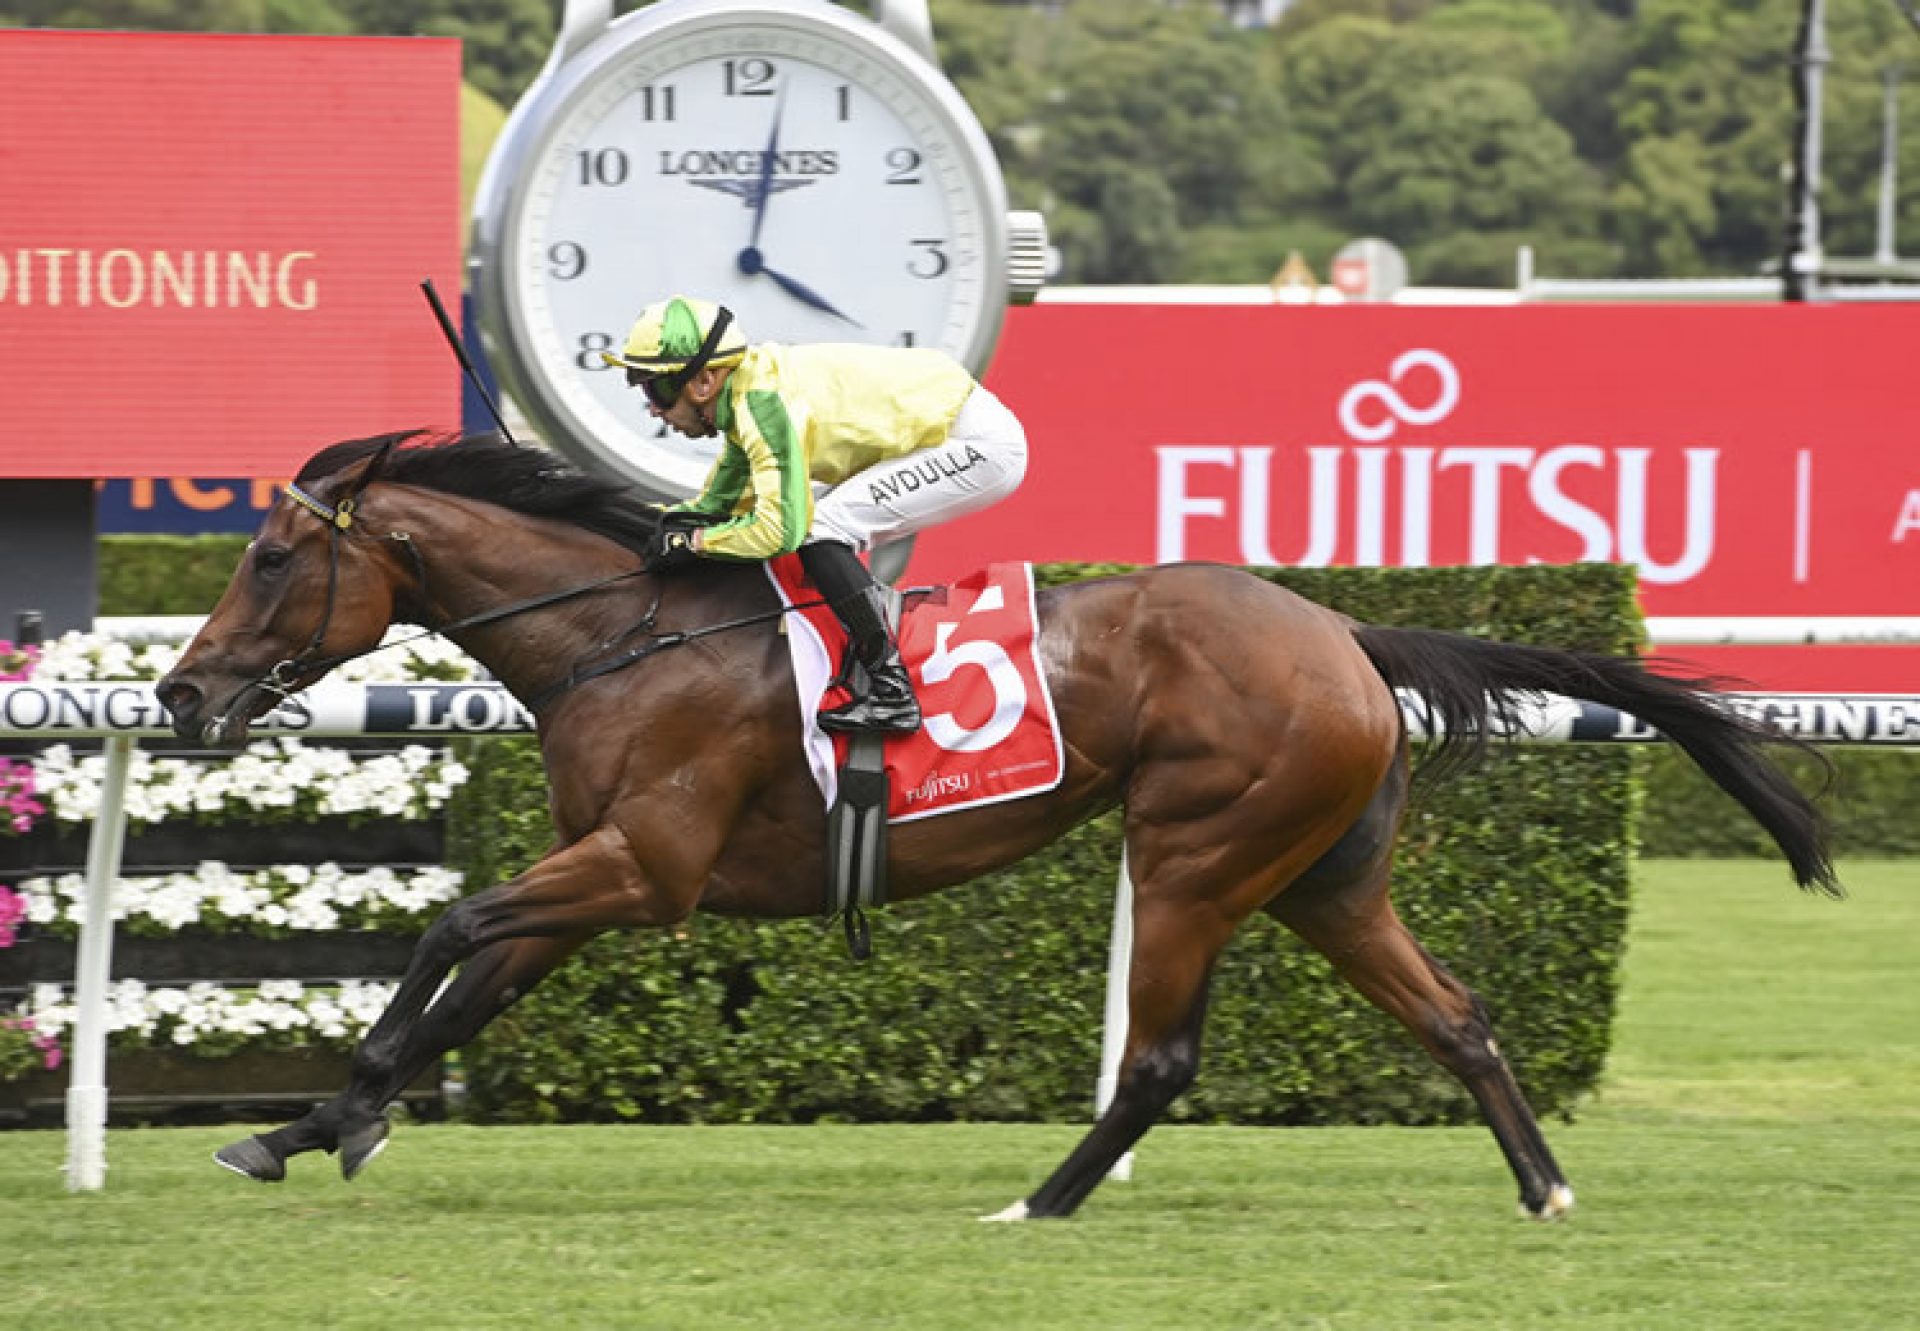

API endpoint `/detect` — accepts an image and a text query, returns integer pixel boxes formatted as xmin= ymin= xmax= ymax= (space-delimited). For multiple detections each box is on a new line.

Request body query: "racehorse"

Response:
xmin=155 ymin=430 xmax=1835 ymax=1222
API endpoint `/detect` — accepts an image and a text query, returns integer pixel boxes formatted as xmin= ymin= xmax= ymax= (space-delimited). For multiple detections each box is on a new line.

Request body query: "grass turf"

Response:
xmin=0 ymin=857 xmax=1914 ymax=1329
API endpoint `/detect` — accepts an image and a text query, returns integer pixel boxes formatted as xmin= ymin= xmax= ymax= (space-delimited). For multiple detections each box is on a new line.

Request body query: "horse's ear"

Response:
xmin=330 ymin=439 xmax=399 ymax=504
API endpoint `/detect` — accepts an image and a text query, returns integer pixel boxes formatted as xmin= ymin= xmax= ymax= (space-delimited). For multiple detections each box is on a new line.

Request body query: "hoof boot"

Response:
xmin=339 ymin=1116 xmax=391 ymax=1182
xmin=213 ymin=1136 xmax=286 ymax=1183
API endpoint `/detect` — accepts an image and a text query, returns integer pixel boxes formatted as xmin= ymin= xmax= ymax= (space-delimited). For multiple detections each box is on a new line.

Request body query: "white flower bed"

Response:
xmin=2 ymin=629 xmax=486 ymax=1062
xmin=34 ymin=625 xmax=483 ymax=684
xmin=21 ymin=978 xmax=399 ymax=1052
xmin=16 ymin=862 xmax=464 ymax=936
xmin=31 ymin=738 xmax=469 ymax=827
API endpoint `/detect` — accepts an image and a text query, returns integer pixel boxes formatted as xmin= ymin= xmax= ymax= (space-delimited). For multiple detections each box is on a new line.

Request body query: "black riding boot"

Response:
xmin=799 ymin=541 xmax=922 ymax=735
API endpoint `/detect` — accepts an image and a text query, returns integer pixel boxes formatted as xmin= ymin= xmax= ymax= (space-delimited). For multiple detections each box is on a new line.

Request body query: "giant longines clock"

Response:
xmin=470 ymin=0 xmax=1047 ymax=498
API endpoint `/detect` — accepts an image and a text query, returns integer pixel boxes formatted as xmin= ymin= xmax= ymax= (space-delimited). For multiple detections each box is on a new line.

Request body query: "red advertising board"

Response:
xmin=0 ymin=30 xmax=461 ymax=479
xmin=916 ymin=301 xmax=1920 ymax=692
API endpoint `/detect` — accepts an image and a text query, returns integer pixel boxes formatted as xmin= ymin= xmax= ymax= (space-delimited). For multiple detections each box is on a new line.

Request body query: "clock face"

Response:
xmin=478 ymin=1 xmax=1010 ymax=495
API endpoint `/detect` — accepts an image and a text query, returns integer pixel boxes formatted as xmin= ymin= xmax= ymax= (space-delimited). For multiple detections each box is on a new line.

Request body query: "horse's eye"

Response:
xmin=254 ymin=545 xmax=293 ymax=576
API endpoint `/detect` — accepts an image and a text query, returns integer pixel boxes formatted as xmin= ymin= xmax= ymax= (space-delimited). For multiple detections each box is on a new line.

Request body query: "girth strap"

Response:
xmin=824 ymin=585 xmax=902 ymax=960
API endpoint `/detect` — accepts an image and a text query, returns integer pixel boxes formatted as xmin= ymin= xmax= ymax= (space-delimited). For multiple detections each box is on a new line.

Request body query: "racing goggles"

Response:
xmin=640 ymin=374 xmax=680 ymax=412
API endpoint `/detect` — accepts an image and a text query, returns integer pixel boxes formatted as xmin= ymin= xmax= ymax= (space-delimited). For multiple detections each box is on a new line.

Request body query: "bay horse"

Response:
xmin=154 ymin=431 xmax=1835 ymax=1221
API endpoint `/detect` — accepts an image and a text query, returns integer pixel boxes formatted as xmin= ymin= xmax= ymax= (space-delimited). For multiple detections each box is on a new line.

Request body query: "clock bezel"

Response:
xmin=471 ymin=0 xmax=1015 ymax=496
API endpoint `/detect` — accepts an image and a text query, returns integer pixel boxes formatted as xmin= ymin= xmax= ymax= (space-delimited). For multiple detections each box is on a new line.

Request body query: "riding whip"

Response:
xmin=420 ymin=278 xmax=520 ymax=447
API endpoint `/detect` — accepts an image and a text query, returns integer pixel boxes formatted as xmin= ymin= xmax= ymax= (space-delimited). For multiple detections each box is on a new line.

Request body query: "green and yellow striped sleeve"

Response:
xmin=698 ymin=389 xmax=814 ymax=560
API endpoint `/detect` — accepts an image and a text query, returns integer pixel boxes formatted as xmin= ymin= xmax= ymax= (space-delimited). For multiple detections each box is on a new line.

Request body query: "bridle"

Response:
xmin=260 ymin=478 xmax=650 ymax=706
xmin=249 ymin=477 xmax=828 ymax=716
xmin=263 ymin=481 xmax=429 ymax=700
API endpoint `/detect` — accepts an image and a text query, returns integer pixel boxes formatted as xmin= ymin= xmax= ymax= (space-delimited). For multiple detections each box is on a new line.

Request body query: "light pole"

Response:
xmin=1783 ymin=0 xmax=1829 ymax=302
xmin=1876 ymin=64 xmax=1903 ymax=265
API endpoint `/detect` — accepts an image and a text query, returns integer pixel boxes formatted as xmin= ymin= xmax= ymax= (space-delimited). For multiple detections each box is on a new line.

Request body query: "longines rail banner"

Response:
xmin=5 ymin=682 xmax=1920 ymax=747
xmin=0 ymin=682 xmax=535 ymax=739
xmin=0 ymin=31 xmax=460 ymax=478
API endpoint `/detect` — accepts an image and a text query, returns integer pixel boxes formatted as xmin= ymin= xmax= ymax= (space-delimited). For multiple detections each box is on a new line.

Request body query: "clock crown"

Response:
xmin=1007 ymin=211 xmax=1050 ymax=307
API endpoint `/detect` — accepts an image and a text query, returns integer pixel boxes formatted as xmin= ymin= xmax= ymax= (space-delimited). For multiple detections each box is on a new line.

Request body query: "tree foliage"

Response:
xmin=941 ymin=0 xmax=1318 ymax=282
xmin=330 ymin=0 xmax=556 ymax=104
xmin=14 ymin=0 xmax=1920 ymax=287
xmin=4 ymin=0 xmax=354 ymax=32
xmin=937 ymin=0 xmax=1920 ymax=286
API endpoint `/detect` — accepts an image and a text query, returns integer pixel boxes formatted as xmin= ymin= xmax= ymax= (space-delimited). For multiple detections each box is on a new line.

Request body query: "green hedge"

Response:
xmin=1641 ymin=746 xmax=1920 ymax=858
xmin=100 ymin=535 xmax=250 ymax=614
xmin=82 ymin=530 xmax=1896 ymax=1121
xmin=449 ymin=563 xmax=1643 ymax=1127
xmin=108 ymin=533 xmax=1914 ymax=857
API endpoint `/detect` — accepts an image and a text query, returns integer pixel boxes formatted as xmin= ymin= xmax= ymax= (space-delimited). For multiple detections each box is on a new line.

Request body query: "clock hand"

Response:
xmin=738 ymin=247 xmax=863 ymax=326
xmin=765 ymin=266 xmax=863 ymax=326
xmin=744 ymin=83 xmax=786 ymax=254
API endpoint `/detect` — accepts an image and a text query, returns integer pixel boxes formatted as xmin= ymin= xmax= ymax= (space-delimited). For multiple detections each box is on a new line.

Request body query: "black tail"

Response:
xmin=1353 ymin=625 xmax=1838 ymax=896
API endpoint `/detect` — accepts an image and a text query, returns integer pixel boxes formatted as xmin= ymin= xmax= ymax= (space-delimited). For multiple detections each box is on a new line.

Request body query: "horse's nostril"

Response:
xmin=156 ymin=677 xmax=202 ymax=719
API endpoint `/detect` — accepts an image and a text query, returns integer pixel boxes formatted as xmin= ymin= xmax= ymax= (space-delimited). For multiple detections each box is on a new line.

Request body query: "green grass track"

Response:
xmin=1 ymin=858 xmax=1915 ymax=1329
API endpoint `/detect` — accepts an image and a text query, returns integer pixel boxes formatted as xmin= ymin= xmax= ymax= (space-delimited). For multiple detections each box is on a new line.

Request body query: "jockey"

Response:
xmin=603 ymin=295 xmax=1028 ymax=735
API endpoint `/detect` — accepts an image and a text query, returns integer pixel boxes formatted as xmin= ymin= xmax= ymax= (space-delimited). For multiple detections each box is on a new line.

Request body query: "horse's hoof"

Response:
xmin=1521 ymin=1183 xmax=1576 ymax=1221
xmin=339 ymin=1116 xmax=391 ymax=1182
xmin=213 ymin=1136 xmax=285 ymax=1183
xmin=979 ymin=1200 xmax=1030 ymax=1223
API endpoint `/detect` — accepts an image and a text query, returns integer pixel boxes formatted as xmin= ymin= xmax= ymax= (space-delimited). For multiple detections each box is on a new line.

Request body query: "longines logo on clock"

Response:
xmin=657 ymin=148 xmax=841 ymax=194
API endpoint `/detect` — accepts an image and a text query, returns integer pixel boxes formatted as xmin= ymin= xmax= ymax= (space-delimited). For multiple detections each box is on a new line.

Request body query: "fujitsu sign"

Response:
xmin=912 ymin=302 xmax=1920 ymax=630
xmin=1156 ymin=348 xmax=1719 ymax=584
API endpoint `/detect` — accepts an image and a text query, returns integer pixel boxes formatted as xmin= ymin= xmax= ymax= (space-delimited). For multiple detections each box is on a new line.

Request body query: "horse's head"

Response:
xmin=156 ymin=438 xmax=415 ymax=747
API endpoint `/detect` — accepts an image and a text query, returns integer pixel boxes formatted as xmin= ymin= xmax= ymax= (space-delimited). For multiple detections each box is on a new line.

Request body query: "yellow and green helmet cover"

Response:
xmin=603 ymin=296 xmax=748 ymax=378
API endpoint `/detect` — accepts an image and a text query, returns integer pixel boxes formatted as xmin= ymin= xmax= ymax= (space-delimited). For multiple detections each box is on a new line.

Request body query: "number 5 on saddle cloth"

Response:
xmin=766 ymin=559 xmax=1068 ymax=959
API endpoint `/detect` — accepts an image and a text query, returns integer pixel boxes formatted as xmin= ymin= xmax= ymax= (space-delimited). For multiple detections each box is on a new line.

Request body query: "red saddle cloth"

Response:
xmin=766 ymin=557 xmax=1065 ymax=822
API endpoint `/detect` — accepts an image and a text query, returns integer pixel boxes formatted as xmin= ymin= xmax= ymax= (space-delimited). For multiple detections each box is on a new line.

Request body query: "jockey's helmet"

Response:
xmin=602 ymin=297 xmax=748 ymax=403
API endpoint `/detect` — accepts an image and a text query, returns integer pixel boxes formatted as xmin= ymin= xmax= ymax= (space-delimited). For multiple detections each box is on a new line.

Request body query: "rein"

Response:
xmin=519 ymin=596 xmax=813 ymax=711
xmin=264 ymin=480 xmax=828 ymax=715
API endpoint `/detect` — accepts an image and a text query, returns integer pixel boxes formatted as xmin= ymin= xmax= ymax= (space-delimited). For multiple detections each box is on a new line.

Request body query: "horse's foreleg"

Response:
xmin=357 ymin=933 xmax=587 ymax=1109
xmin=217 ymin=826 xmax=667 ymax=1183
xmin=216 ymin=935 xmax=585 ymax=1183
xmin=989 ymin=902 xmax=1232 ymax=1221
xmin=1275 ymin=882 xmax=1574 ymax=1220
xmin=218 ymin=904 xmax=487 ymax=1181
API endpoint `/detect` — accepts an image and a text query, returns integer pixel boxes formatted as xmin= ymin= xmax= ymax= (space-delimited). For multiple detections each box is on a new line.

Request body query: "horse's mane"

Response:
xmin=296 ymin=429 xmax=664 ymax=554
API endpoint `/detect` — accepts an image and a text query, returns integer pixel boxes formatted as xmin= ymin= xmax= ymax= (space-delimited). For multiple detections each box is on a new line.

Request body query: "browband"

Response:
xmin=284 ymin=481 xmax=355 ymax=530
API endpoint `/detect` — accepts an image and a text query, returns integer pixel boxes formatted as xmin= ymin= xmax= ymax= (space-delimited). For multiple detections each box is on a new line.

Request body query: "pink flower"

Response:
xmin=0 ymin=758 xmax=43 ymax=837
xmin=35 ymin=1032 xmax=63 ymax=1071
xmin=3 ymin=1016 xmax=63 ymax=1072
xmin=0 ymin=885 xmax=24 ymax=948
xmin=0 ymin=639 xmax=37 ymax=682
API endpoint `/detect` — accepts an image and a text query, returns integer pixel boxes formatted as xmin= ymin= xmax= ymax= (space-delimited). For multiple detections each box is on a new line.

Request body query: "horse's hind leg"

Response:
xmin=994 ymin=649 xmax=1401 ymax=1222
xmin=989 ymin=900 xmax=1233 ymax=1221
xmin=1270 ymin=873 xmax=1575 ymax=1220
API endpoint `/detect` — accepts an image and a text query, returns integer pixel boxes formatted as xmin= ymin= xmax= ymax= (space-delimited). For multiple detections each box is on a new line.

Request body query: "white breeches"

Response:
xmin=808 ymin=384 xmax=1027 ymax=552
